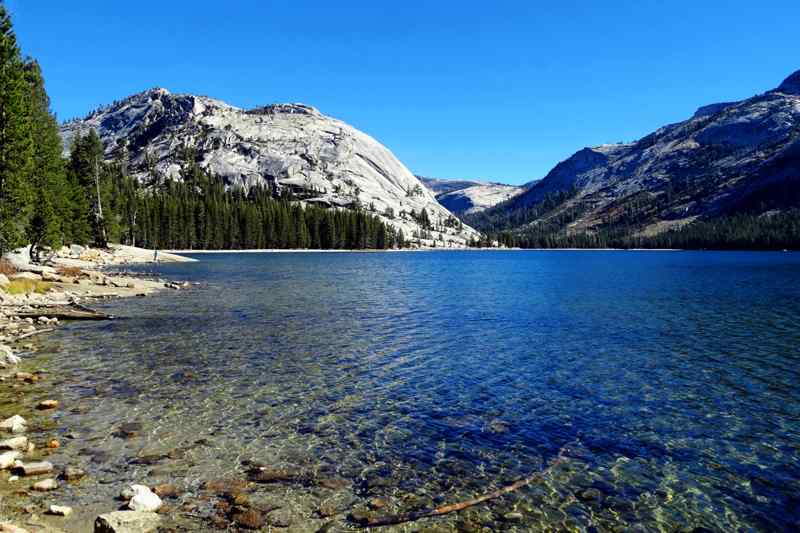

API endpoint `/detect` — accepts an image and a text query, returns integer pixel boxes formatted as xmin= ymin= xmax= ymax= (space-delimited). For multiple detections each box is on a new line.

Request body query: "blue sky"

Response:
xmin=8 ymin=0 xmax=799 ymax=185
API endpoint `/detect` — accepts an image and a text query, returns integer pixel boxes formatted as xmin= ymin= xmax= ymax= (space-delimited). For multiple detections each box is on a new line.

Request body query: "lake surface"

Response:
xmin=39 ymin=251 xmax=800 ymax=531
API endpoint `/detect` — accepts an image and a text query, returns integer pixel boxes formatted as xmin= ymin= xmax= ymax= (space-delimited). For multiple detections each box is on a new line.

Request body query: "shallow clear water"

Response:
xmin=34 ymin=251 xmax=800 ymax=531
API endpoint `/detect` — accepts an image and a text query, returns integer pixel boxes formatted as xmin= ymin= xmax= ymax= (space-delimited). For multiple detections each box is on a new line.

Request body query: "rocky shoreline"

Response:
xmin=0 ymin=245 xmax=194 ymax=532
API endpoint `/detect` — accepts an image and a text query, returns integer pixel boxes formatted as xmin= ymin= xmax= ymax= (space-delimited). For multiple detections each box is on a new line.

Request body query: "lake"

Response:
xmin=39 ymin=251 xmax=800 ymax=531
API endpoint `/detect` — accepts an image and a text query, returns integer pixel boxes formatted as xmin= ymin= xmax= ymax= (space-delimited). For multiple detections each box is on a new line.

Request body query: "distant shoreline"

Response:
xmin=164 ymin=247 xmax=689 ymax=254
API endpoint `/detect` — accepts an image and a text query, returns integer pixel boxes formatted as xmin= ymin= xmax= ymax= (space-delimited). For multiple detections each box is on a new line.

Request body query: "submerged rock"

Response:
xmin=153 ymin=483 xmax=179 ymax=498
xmin=248 ymin=467 xmax=303 ymax=483
xmin=47 ymin=504 xmax=73 ymax=516
xmin=94 ymin=511 xmax=161 ymax=533
xmin=62 ymin=466 xmax=86 ymax=481
xmin=230 ymin=508 xmax=265 ymax=530
xmin=36 ymin=399 xmax=59 ymax=410
xmin=0 ymin=415 xmax=26 ymax=434
xmin=0 ymin=436 xmax=28 ymax=451
xmin=32 ymin=478 xmax=58 ymax=491
xmin=266 ymin=508 xmax=293 ymax=528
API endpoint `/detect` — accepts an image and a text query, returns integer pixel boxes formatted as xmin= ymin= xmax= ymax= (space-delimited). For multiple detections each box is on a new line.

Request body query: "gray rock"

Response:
xmin=267 ymin=509 xmax=293 ymax=528
xmin=0 ymin=436 xmax=28 ymax=451
xmin=62 ymin=466 xmax=87 ymax=481
xmin=32 ymin=478 xmax=58 ymax=491
xmin=94 ymin=511 xmax=161 ymax=533
xmin=15 ymin=461 xmax=54 ymax=476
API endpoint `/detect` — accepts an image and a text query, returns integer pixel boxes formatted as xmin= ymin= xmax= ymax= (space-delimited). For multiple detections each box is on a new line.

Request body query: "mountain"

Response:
xmin=468 ymin=70 xmax=800 ymax=244
xmin=418 ymin=176 xmax=526 ymax=215
xmin=60 ymin=88 xmax=478 ymax=246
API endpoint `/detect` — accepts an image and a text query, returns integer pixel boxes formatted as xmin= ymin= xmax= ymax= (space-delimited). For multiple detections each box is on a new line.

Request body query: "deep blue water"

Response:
xmin=50 ymin=251 xmax=800 ymax=531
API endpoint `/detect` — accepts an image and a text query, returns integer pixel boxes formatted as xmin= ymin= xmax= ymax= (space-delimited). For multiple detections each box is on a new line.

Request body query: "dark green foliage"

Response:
xmin=106 ymin=170 xmax=399 ymax=250
xmin=0 ymin=4 xmax=33 ymax=254
xmin=23 ymin=60 xmax=72 ymax=258
xmin=68 ymin=129 xmax=108 ymax=246
xmin=475 ymin=211 xmax=800 ymax=250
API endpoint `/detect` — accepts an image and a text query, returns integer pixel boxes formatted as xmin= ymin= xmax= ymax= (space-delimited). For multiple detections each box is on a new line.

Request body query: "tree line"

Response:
xmin=474 ymin=211 xmax=800 ymax=250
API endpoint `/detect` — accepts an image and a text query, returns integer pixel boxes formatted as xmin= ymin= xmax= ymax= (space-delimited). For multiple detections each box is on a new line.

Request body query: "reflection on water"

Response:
xmin=33 ymin=251 xmax=800 ymax=531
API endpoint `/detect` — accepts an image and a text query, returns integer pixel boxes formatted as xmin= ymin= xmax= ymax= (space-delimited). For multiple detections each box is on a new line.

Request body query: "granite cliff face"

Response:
xmin=474 ymin=70 xmax=800 ymax=236
xmin=418 ymin=176 xmax=525 ymax=215
xmin=61 ymin=89 xmax=478 ymax=246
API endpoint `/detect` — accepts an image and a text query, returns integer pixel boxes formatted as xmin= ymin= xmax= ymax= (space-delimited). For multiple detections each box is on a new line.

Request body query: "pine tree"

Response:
xmin=23 ymin=60 xmax=70 ymax=260
xmin=0 ymin=5 xmax=33 ymax=255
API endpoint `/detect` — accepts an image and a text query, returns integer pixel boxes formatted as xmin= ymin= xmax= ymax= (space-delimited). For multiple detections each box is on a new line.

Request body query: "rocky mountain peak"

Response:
xmin=776 ymin=69 xmax=800 ymax=95
xmin=60 ymin=89 xmax=479 ymax=247
xmin=247 ymin=103 xmax=320 ymax=116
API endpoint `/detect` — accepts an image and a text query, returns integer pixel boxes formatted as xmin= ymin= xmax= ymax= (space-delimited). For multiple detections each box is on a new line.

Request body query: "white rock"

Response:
xmin=0 ymin=451 xmax=21 ymax=469
xmin=32 ymin=478 xmax=58 ymax=491
xmin=126 ymin=484 xmax=162 ymax=512
xmin=0 ymin=415 xmax=27 ymax=434
xmin=94 ymin=511 xmax=161 ymax=533
xmin=0 ymin=345 xmax=19 ymax=366
xmin=0 ymin=274 xmax=9 ymax=286
xmin=47 ymin=504 xmax=73 ymax=516
xmin=0 ymin=436 xmax=28 ymax=451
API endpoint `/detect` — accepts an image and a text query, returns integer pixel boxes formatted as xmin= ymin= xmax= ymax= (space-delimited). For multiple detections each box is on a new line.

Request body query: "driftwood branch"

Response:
xmin=15 ymin=328 xmax=56 ymax=340
xmin=352 ymin=444 xmax=572 ymax=528
xmin=12 ymin=304 xmax=113 ymax=321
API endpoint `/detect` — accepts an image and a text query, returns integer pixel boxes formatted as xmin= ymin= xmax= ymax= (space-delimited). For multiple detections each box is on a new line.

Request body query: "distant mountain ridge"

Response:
xmin=60 ymin=89 xmax=479 ymax=246
xmin=468 ymin=69 xmax=800 ymax=242
xmin=418 ymin=176 xmax=527 ymax=215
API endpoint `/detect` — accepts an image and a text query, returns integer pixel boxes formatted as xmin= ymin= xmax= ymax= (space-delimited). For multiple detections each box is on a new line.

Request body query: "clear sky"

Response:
xmin=8 ymin=0 xmax=800 ymax=185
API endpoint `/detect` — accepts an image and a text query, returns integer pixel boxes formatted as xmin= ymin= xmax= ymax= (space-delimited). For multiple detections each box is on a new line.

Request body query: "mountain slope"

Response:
xmin=418 ymin=176 xmax=525 ymax=214
xmin=469 ymin=70 xmax=800 ymax=241
xmin=60 ymin=89 xmax=478 ymax=246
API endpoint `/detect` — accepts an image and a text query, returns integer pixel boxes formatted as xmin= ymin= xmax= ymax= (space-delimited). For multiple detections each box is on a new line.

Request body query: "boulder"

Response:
xmin=0 ymin=415 xmax=27 ymax=434
xmin=47 ymin=505 xmax=73 ymax=516
xmin=0 ymin=451 xmax=21 ymax=469
xmin=32 ymin=478 xmax=58 ymax=491
xmin=14 ymin=461 xmax=54 ymax=476
xmin=94 ymin=511 xmax=161 ymax=533
xmin=0 ymin=436 xmax=28 ymax=451
xmin=126 ymin=484 xmax=163 ymax=512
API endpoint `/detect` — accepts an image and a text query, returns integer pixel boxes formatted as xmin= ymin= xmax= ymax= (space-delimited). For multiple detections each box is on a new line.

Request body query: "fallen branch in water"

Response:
xmin=351 ymin=443 xmax=573 ymax=528
xmin=15 ymin=328 xmax=56 ymax=340
xmin=12 ymin=303 xmax=113 ymax=321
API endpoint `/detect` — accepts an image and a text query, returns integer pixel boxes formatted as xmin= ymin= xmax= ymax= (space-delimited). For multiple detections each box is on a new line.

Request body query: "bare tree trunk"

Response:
xmin=94 ymin=158 xmax=107 ymax=246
